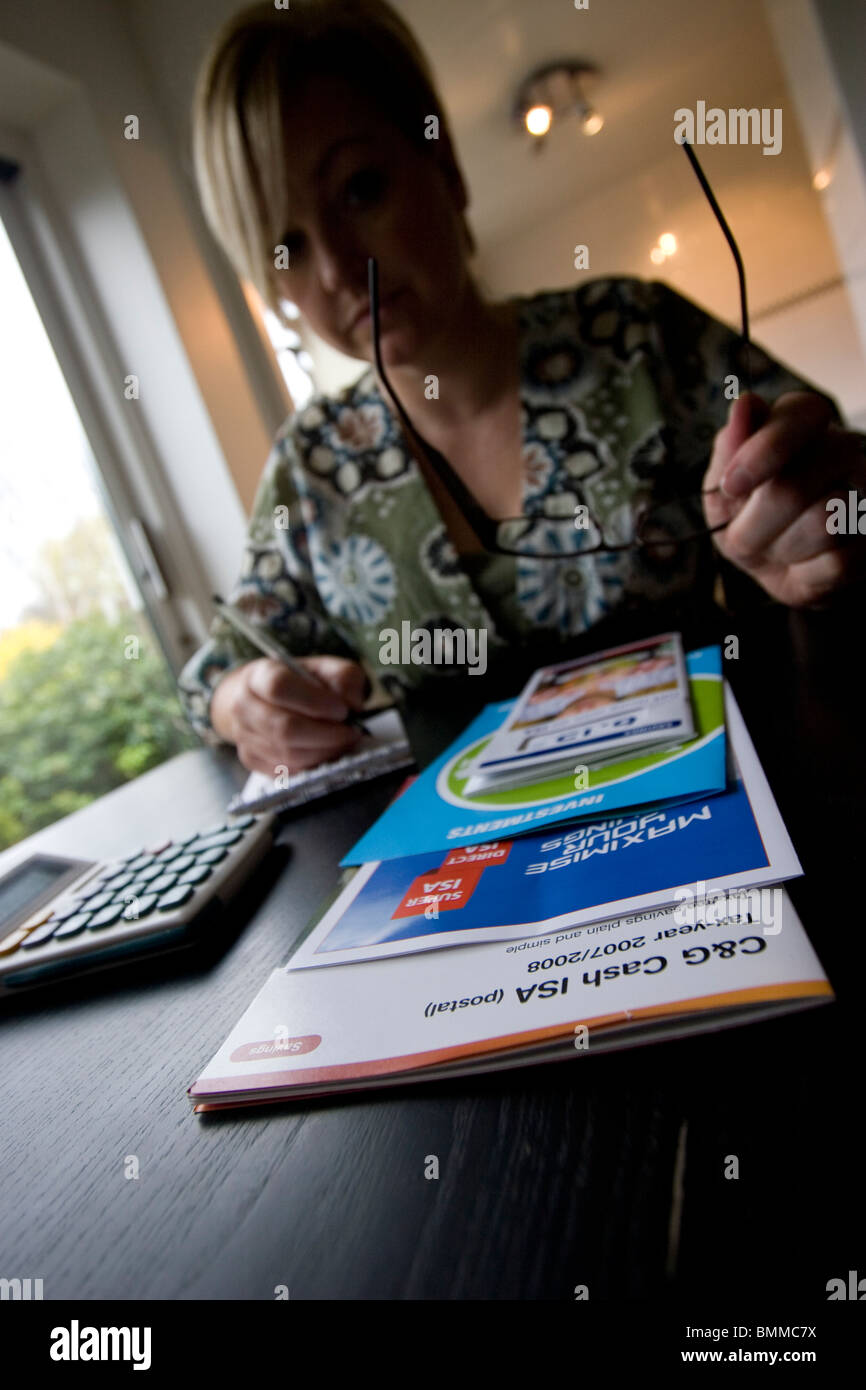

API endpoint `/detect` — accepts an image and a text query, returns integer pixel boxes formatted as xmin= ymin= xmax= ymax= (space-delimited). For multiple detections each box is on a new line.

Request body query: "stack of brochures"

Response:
xmin=463 ymin=633 xmax=695 ymax=795
xmin=189 ymin=634 xmax=832 ymax=1111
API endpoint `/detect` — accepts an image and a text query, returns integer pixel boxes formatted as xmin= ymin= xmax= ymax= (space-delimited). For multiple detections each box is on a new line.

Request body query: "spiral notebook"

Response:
xmin=226 ymin=709 xmax=414 ymax=815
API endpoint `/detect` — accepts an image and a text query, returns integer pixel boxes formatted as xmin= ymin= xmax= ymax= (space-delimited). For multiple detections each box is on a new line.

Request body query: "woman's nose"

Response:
xmin=312 ymin=225 xmax=366 ymax=298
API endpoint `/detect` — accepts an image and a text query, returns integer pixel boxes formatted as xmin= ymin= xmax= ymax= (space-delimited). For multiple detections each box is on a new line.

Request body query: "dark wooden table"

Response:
xmin=1 ymin=600 xmax=863 ymax=1302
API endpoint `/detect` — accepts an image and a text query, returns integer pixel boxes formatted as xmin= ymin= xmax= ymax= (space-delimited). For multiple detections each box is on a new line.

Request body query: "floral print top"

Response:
xmin=177 ymin=276 xmax=820 ymax=745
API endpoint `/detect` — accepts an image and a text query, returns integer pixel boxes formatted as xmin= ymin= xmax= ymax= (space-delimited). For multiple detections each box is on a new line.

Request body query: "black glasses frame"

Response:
xmin=368 ymin=139 xmax=751 ymax=560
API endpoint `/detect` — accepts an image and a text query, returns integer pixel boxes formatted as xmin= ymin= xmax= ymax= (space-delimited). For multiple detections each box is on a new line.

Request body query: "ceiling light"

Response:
xmin=658 ymin=232 xmax=678 ymax=256
xmin=513 ymin=60 xmax=603 ymax=143
xmin=649 ymin=246 xmax=666 ymax=265
xmin=810 ymin=116 xmax=842 ymax=194
xmin=526 ymin=105 xmax=553 ymax=137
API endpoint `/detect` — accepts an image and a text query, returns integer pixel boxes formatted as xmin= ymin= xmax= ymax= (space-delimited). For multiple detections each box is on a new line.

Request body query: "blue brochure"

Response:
xmin=342 ymin=647 xmax=726 ymax=866
xmin=295 ymin=681 xmax=800 ymax=967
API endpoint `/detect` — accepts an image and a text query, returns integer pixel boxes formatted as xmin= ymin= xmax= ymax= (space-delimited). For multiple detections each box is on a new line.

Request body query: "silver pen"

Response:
xmin=212 ymin=594 xmax=381 ymax=734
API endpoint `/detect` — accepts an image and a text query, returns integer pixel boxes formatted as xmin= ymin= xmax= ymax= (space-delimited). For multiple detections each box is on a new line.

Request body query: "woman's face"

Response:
xmin=270 ymin=75 xmax=472 ymax=369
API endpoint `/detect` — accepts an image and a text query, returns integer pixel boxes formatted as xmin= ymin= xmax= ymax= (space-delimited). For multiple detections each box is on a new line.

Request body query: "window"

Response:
xmin=0 ymin=203 xmax=195 ymax=852
xmin=261 ymin=300 xmax=316 ymax=410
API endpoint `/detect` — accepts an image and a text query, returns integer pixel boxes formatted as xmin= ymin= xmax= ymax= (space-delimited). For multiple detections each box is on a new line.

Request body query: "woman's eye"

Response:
xmin=343 ymin=167 xmax=386 ymax=210
xmin=279 ymin=232 xmax=306 ymax=263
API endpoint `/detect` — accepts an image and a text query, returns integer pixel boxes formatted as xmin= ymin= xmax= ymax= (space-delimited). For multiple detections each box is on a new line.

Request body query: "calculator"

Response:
xmin=0 ymin=812 xmax=277 ymax=994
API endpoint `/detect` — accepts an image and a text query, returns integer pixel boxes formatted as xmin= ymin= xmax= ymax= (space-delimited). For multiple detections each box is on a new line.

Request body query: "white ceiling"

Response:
xmin=395 ymin=0 xmax=795 ymax=243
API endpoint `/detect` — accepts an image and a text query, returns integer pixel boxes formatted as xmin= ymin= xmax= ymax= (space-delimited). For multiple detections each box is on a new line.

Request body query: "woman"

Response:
xmin=178 ymin=0 xmax=864 ymax=778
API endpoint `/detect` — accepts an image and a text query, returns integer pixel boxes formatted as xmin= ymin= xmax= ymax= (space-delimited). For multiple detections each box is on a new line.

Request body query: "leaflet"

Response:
xmin=342 ymin=646 xmax=726 ymax=866
xmin=188 ymin=888 xmax=831 ymax=1110
xmin=291 ymin=683 xmax=799 ymax=968
xmin=467 ymin=632 xmax=693 ymax=794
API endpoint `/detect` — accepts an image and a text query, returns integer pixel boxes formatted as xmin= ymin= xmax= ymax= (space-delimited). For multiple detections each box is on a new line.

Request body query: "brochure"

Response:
xmin=466 ymin=632 xmax=694 ymax=795
xmin=342 ymin=645 xmax=726 ymax=866
xmin=188 ymin=888 xmax=831 ymax=1110
xmin=289 ymin=683 xmax=799 ymax=968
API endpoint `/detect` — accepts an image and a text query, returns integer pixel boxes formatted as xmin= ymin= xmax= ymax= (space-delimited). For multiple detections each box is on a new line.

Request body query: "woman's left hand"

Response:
xmin=703 ymin=391 xmax=866 ymax=607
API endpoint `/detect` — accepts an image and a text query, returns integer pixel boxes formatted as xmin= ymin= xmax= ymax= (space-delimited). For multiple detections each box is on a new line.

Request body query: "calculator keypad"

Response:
xmin=122 ymin=893 xmax=159 ymax=920
xmin=1 ymin=815 xmax=265 ymax=976
xmin=52 ymin=913 xmax=92 ymax=939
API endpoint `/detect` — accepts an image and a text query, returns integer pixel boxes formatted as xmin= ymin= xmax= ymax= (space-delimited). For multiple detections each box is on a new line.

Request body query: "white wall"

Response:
xmin=476 ymin=113 xmax=866 ymax=427
xmin=766 ymin=0 xmax=866 ymax=420
xmin=475 ymin=66 xmax=866 ymax=428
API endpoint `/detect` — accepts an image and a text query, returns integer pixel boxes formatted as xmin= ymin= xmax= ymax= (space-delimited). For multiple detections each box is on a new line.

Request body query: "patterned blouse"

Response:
xmin=177 ymin=276 xmax=818 ymax=746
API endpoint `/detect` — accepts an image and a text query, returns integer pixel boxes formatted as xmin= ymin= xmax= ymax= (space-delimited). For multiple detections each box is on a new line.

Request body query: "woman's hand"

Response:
xmin=210 ymin=655 xmax=367 ymax=775
xmin=703 ymin=391 xmax=865 ymax=607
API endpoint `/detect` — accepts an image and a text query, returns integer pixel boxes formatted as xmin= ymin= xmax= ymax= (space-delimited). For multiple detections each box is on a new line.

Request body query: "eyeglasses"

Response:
xmin=368 ymin=139 xmax=751 ymax=561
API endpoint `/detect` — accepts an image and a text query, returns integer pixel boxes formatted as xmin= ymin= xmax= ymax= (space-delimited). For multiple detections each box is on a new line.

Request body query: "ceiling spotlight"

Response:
xmin=526 ymin=104 xmax=553 ymax=137
xmin=650 ymin=232 xmax=679 ymax=264
xmin=513 ymin=60 xmax=603 ymax=144
xmin=811 ymin=117 xmax=841 ymax=194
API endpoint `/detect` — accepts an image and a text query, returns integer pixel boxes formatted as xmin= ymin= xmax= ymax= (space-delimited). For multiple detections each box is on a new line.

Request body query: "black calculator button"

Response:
xmin=90 ymin=881 xmax=115 ymax=894
xmin=121 ymin=894 xmax=158 ymax=921
xmin=127 ymin=855 xmax=154 ymax=873
xmin=177 ymin=865 xmax=212 ymax=886
xmin=195 ymin=847 xmax=228 ymax=866
xmin=70 ymin=883 xmax=104 ymax=904
xmin=170 ymin=855 xmax=195 ymax=875
xmin=53 ymin=913 xmax=92 ymax=939
xmin=99 ymin=864 xmax=127 ymax=883
xmin=115 ymin=887 xmax=152 ymax=908
xmin=156 ymin=845 xmax=184 ymax=863
xmin=147 ymin=873 xmax=178 ymax=895
xmin=87 ymin=903 xmax=126 ymax=930
xmin=156 ymin=885 xmax=194 ymax=911
xmin=21 ymin=919 xmax=62 ymax=950
xmin=51 ymin=902 xmax=86 ymax=923
xmin=107 ymin=872 xmax=136 ymax=892
xmin=82 ymin=891 xmax=116 ymax=913
xmin=135 ymin=863 xmax=164 ymax=883
xmin=190 ymin=829 xmax=243 ymax=852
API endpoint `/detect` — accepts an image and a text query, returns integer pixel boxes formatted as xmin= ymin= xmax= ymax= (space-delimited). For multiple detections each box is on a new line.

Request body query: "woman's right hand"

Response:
xmin=209 ymin=656 xmax=367 ymax=775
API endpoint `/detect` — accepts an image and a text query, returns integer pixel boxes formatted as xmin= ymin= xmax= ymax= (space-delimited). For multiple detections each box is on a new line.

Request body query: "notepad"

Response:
xmin=226 ymin=709 xmax=414 ymax=815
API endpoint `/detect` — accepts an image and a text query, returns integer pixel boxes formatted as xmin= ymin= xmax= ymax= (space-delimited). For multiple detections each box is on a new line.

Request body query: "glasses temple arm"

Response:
xmin=679 ymin=139 xmax=752 ymax=393
xmin=367 ymin=257 xmax=494 ymax=546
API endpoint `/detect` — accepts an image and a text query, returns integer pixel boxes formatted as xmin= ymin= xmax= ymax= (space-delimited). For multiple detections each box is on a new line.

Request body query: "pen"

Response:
xmin=211 ymin=594 xmax=379 ymax=734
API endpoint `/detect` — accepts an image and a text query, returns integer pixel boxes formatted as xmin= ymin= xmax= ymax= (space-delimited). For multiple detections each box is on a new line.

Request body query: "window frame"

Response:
xmin=0 ymin=120 xmax=212 ymax=674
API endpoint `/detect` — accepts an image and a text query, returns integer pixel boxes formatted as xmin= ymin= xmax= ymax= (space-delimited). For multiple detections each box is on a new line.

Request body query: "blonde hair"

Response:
xmin=192 ymin=0 xmax=471 ymax=325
